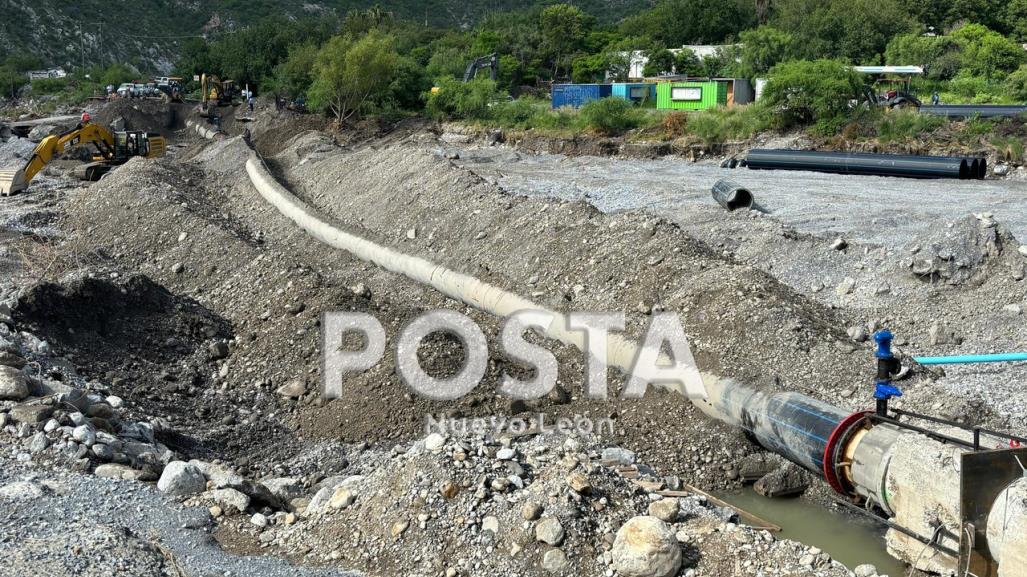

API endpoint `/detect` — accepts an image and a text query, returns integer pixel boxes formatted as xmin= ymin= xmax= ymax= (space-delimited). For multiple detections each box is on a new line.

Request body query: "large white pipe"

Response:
xmin=988 ymin=478 xmax=1027 ymax=576
xmin=244 ymin=145 xmax=1027 ymax=574
xmin=186 ymin=120 xmax=220 ymax=140
xmin=244 ymin=152 xmax=717 ymax=402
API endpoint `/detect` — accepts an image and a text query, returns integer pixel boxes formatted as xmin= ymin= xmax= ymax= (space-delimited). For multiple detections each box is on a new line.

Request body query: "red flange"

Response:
xmin=822 ymin=410 xmax=872 ymax=495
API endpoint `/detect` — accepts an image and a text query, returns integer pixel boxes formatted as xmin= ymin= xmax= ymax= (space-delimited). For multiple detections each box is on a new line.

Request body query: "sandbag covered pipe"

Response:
xmin=744 ymin=149 xmax=983 ymax=180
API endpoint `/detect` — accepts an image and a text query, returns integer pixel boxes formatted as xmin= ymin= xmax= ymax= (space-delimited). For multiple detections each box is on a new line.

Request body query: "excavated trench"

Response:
xmin=237 ymin=128 xmax=918 ymax=574
xmin=32 ymin=105 xmax=1025 ymax=575
xmin=13 ymin=274 xmax=236 ymax=455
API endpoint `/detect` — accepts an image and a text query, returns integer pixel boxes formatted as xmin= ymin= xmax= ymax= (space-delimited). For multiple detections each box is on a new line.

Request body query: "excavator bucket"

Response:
xmin=0 ymin=167 xmax=27 ymax=196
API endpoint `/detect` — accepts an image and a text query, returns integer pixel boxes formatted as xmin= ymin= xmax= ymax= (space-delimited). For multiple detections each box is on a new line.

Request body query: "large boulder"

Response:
xmin=906 ymin=215 xmax=1010 ymax=285
xmin=753 ymin=463 xmax=810 ymax=498
xmin=260 ymin=477 xmax=304 ymax=502
xmin=27 ymin=124 xmax=59 ymax=141
xmin=0 ymin=366 xmax=28 ymax=400
xmin=612 ymin=516 xmax=682 ymax=577
xmin=157 ymin=461 xmax=207 ymax=496
xmin=535 ymin=517 xmax=565 ymax=546
xmin=188 ymin=460 xmax=243 ymax=488
xmin=211 ymin=488 xmax=251 ymax=513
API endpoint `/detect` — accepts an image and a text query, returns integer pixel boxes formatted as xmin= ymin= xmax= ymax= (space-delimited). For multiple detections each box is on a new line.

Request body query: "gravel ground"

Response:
xmin=449 ymin=147 xmax=1027 ymax=246
xmin=0 ymin=454 xmax=358 ymax=577
xmin=1 ymin=102 xmax=1016 ymax=577
xmin=448 ymin=142 xmax=1027 ymax=434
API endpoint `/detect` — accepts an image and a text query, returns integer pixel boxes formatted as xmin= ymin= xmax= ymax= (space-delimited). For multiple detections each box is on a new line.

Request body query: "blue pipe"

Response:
xmin=913 ymin=352 xmax=1027 ymax=365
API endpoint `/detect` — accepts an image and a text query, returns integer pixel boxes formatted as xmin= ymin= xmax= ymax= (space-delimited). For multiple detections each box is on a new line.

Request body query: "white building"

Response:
xmin=626 ymin=45 xmax=740 ymax=79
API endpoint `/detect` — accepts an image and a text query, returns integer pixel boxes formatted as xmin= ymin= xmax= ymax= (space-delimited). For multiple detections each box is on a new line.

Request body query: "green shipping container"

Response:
xmin=656 ymin=81 xmax=728 ymax=110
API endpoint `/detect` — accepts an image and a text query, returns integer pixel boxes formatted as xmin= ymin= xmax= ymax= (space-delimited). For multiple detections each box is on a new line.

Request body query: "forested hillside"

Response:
xmin=0 ymin=0 xmax=648 ymax=72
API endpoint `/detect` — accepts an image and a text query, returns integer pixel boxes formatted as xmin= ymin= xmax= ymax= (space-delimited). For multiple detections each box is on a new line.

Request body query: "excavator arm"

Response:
xmin=0 ymin=123 xmax=115 ymax=195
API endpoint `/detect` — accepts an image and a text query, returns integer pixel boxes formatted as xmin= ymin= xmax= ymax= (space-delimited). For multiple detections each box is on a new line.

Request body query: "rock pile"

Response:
xmin=0 ymin=299 xmax=175 ymax=480
xmin=202 ymin=430 xmax=854 ymax=577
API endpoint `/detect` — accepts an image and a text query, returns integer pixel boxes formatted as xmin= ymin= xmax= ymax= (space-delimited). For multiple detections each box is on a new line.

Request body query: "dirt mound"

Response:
xmin=15 ymin=273 xmax=234 ymax=453
xmin=904 ymin=214 xmax=1020 ymax=286
xmin=88 ymin=99 xmax=188 ymax=136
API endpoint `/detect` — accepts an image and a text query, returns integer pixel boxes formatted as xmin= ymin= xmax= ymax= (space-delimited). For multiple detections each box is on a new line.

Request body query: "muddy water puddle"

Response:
xmin=719 ymin=487 xmax=907 ymax=575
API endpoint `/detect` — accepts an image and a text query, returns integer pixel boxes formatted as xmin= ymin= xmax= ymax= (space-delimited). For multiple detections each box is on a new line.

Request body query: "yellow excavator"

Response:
xmin=0 ymin=120 xmax=166 ymax=196
xmin=200 ymin=73 xmax=239 ymax=118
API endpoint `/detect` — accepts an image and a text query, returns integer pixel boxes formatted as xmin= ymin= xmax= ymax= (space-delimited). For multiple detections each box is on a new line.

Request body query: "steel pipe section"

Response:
xmin=921 ymin=104 xmax=1027 ymax=119
xmin=745 ymin=149 xmax=984 ymax=180
xmin=702 ymin=378 xmax=1027 ymax=573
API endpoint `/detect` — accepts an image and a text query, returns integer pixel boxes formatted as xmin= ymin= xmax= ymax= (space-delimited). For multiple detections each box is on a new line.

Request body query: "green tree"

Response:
xmin=308 ymin=32 xmax=399 ymax=122
xmin=425 ymin=77 xmax=504 ymax=120
xmin=884 ymin=33 xmax=963 ymax=80
xmin=953 ymin=23 xmax=1026 ymax=80
xmin=674 ymin=49 xmax=702 ymax=76
xmin=604 ymin=37 xmax=648 ymax=82
xmin=619 ymin=0 xmax=755 ymax=47
xmin=270 ymin=43 xmax=319 ymax=99
xmin=540 ymin=4 xmax=591 ymax=78
xmin=497 ymin=54 xmax=523 ymax=91
xmin=1005 ymin=64 xmax=1027 ymax=100
xmin=738 ymin=27 xmax=795 ymax=76
xmin=699 ymin=51 xmax=736 ymax=77
xmin=1009 ymin=0 xmax=1027 ymax=41
xmin=174 ymin=38 xmax=214 ymax=87
xmin=95 ymin=64 xmax=136 ymax=88
xmin=572 ymin=53 xmax=608 ymax=83
xmin=643 ymin=49 xmax=676 ymax=77
xmin=386 ymin=56 xmax=431 ymax=111
xmin=772 ymin=0 xmax=917 ymax=62
xmin=0 ymin=65 xmax=24 ymax=99
xmin=763 ymin=59 xmax=863 ymax=133
xmin=427 ymin=46 xmax=468 ymax=81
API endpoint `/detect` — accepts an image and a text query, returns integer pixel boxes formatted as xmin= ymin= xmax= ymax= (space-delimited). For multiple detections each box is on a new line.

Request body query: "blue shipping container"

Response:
xmin=551 ymin=84 xmax=613 ymax=108
xmin=611 ymin=83 xmax=656 ymax=103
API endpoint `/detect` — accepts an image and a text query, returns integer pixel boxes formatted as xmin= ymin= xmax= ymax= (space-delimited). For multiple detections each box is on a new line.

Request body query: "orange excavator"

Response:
xmin=0 ymin=118 xmax=165 ymax=196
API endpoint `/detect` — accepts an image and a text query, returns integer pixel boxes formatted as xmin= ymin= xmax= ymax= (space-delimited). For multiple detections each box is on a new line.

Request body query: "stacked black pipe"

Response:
xmin=921 ymin=104 xmax=1027 ymax=119
xmin=744 ymin=149 xmax=986 ymax=180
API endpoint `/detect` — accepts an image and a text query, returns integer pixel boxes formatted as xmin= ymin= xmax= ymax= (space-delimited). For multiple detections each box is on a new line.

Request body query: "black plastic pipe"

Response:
xmin=711 ymin=180 xmax=754 ymax=211
xmin=921 ymin=105 xmax=1027 ymax=119
xmin=745 ymin=149 xmax=983 ymax=180
xmin=711 ymin=387 xmax=851 ymax=477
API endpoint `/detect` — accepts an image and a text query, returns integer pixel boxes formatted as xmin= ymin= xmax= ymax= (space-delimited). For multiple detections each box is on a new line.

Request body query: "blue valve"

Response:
xmin=874 ymin=382 xmax=904 ymax=401
xmin=874 ymin=329 xmax=893 ymax=359
xmin=873 ymin=330 xmax=902 ymax=412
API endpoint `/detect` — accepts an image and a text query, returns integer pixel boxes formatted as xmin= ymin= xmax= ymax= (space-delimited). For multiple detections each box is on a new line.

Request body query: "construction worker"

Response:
xmin=81 ymin=112 xmax=91 ymax=125
xmin=931 ymin=92 xmax=940 ymax=106
xmin=248 ymin=95 xmax=255 ymax=113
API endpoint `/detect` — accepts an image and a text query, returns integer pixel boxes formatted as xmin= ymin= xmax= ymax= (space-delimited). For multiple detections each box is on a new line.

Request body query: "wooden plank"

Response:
xmin=658 ymin=485 xmax=782 ymax=533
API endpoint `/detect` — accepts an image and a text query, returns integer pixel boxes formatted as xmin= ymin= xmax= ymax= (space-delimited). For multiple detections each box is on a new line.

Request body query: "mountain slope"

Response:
xmin=1 ymin=0 xmax=651 ymax=74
